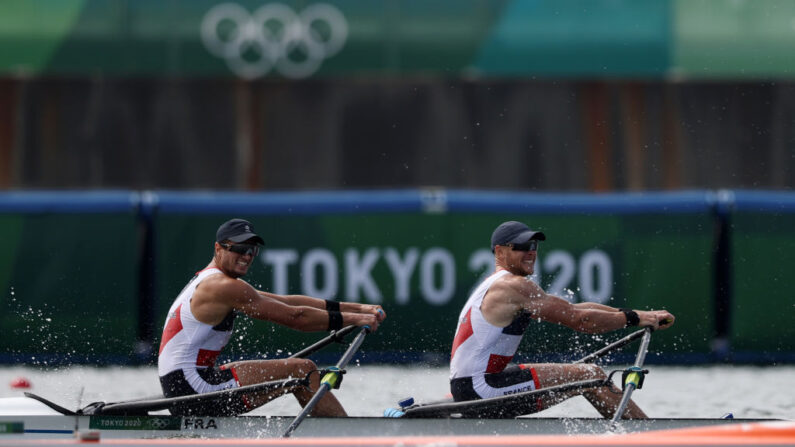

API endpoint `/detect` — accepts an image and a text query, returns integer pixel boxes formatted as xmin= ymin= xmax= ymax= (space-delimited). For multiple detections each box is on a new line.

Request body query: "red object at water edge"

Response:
xmin=9 ymin=377 xmax=32 ymax=389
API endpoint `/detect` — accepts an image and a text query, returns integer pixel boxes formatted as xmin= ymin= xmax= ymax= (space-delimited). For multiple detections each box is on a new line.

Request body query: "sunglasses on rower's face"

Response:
xmin=219 ymin=242 xmax=260 ymax=257
xmin=505 ymin=240 xmax=539 ymax=252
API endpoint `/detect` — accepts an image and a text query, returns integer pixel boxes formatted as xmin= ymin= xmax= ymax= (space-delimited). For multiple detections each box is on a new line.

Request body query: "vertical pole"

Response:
xmin=712 ymin=191 xmax=733 ymax=360
xmin=135 ymin=193 xmax=157 ymax=364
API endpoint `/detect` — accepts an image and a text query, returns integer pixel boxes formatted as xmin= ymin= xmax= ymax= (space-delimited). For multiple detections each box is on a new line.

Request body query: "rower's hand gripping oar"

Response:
xmin=282 ymin=326 xmax=370 ymax=438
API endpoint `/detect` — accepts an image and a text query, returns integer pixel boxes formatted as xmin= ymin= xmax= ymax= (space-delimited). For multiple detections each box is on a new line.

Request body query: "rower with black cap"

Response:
xmin=449 ymin=221 xmax=674 ymax=419
xmin=157 ymin=218 xmax=385 ymax=417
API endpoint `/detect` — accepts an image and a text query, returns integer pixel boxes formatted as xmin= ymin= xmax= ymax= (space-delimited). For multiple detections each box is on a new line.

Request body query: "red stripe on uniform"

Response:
xmin=195 ymin=349 xmax=221 ymax=367
xmin=158 ymin=304 xmax=183 ymax=355
xmin=529 ymin=366 xmax=541 ymax=389
xmin=450 ymin=308 xmax=474 ymax=360
xmin=529 ymin=366 xmax=544 ymax=410
xmin=486 ymin=354 xmax=513 ymax=374
xmin=220 ymin=365 xmax=252 ymax=410
xmin=220 ymin=364 xmax=239 ymax=384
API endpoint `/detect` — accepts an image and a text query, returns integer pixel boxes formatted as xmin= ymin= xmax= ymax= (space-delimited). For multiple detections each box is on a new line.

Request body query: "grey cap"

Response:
xmin=490 ymin=221 xmax=546 ymax=250
xmin=216 ymin=218 xmax=265 ymax=245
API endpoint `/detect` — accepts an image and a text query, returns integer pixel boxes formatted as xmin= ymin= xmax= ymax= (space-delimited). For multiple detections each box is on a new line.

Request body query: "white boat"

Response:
xmin=0 ymin=395 xmax=784 ymax=441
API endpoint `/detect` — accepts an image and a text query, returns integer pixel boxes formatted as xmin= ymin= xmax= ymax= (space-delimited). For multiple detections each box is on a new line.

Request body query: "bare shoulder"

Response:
xmin=480 ymin=273 xmax=545 ymax=326
xmin=490 ymin=273 xmax=572 ymax=319
xmin=195 ymin=274 xmax=256 ymax=306
xmin=192 ymin=273 xmax=267 ymax=325
xmin=197 ymin=272 xmax=242 ymax=292
xmin=491 ymin=273 xmax=545 ymax=301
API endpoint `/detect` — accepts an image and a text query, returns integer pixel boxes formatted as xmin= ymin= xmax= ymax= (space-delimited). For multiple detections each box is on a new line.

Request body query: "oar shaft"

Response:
xmin=333 ymin=327 xmax=368 ymax=369
xmin=609 ymin=327 xmax=652 ymax=425
xmin=289 ymin=325 xmax=357 ymax=359
xmin=574 ymin=329 xmax=646 ymax=364
xmin=633 ymin=335 xmax=651 ymax=367
xmin=283 ymin=382 xmax=332 ymax=435
xmin=283 ymin=326 xmax=369 ymax=438
xmin=90 ymin=377 xmax=307 ymax=415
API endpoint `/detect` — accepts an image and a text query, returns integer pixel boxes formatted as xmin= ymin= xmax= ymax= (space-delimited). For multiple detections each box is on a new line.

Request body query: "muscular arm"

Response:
xmin=532 ymin=296 xmax=628 ymax=333
xmin=573 ymin=302 xmax=620 ymax=312
xmin=193 ymin=276 xmax=377 ymax=332
xmin=259 ymin=292 xmax=326 ymax=309
xmin=260 ymin=292 xmax=387 ymax=322
xmin=483 ymin=275 xmax=674 ymax=333
xmin=572 ymin=299 xmax=675 ymax=330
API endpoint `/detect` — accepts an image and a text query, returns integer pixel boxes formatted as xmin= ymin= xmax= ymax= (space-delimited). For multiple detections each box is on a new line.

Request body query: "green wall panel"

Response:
xmin=0 ymin=213 xmax=139 ymax=362
xmin=731 ymin=211 xmax=795 ymax=353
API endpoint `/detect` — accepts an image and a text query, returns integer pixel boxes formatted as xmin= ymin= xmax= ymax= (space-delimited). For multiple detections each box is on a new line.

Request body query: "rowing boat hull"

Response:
xmin=1 ymin=396 xmax=790 ymax=445
xmin=0 ymin=413 xmax=781 ymax=440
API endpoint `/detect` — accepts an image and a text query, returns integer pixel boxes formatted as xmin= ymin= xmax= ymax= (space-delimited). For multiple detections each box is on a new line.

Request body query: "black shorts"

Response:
xmin=450 ymin=365 xmax=543 ymax=416
xmin=160 ymin=367 xmax=249 ymax=416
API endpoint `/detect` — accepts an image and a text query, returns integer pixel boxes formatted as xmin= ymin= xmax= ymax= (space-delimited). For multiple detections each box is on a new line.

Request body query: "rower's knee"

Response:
xmin=292 ymin=359 xmax=319 ymax=382
xmin=298 ymin=359 xmax=317 ymax=372
xmin=579 ymin=364 xmax=607 ymax=380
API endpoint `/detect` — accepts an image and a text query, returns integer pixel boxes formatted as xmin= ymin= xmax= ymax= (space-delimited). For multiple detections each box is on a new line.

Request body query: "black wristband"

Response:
xmin=325 ymin=299 xmax=341 ymax=312
xmin=328 ymin=311 xmax=343 ymax=331
xmin=620 ymin=308 xmax=640 ymax=327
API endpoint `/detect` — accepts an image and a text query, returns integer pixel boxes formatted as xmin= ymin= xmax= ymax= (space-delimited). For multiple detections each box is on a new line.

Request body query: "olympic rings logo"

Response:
xmin=200 ymin=2 xmax=348 ymax=79
xmin=149 ymin=418 xmax=171 ymax=430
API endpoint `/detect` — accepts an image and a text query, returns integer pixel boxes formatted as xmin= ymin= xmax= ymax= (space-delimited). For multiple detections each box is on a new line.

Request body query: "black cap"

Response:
xmin=491 ymin=221 xmax=546 ymax=250
xmin=216 ymin=219 xmax=265 ymax=245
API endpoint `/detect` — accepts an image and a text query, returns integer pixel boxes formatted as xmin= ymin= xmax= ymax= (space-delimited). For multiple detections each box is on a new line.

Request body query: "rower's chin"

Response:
xmin=231 ymin=263 xmax=250 ymax=276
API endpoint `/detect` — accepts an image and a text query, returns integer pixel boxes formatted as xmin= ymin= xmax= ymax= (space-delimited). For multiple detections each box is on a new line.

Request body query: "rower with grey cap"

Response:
xmin=449 ymin=220 xmax=675 ymax=419
xmin=490 ymin=220 xmax=546 ymax=253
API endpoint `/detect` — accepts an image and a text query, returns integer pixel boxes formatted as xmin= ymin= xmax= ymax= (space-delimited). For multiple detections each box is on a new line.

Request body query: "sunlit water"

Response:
xmin=1 ymin=365 xmax=792 ymax=420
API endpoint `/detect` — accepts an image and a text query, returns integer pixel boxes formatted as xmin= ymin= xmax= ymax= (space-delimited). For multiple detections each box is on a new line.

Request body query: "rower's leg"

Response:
xmin=224 ymin=358 xmax=347 ymax=417
xmin=301 ymin=364 xmax=347 ymax=417
xmin=529 ymin=363 xmax=647 ymax=419
xmin=580 ymin=377 xmax=647 ymax=419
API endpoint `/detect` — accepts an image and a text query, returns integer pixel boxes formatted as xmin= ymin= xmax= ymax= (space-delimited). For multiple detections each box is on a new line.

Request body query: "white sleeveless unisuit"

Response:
xmin=158 ymin=267 xmax=237 ymax=392
xmin=450 ymin=270 xmax=534 ymax=380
